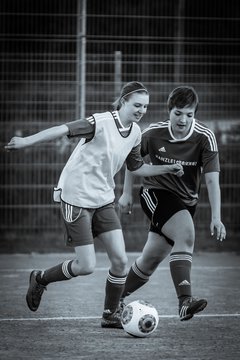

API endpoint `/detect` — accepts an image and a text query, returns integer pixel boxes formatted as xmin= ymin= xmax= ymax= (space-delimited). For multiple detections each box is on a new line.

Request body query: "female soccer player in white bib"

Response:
xmin=5 ymin=81 xmax=183 ymax=328
xmin=119 ymin=86 xmax=226 ymax=321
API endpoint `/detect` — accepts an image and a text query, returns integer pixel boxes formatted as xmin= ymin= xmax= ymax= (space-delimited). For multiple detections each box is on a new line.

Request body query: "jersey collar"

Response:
xmin=114 ymin=110 xmax=131 ymax=130
xmin=111 ymin=110 xmax=133 ymax=138
xmin=168 ymin=118 xmax=196 ymax=142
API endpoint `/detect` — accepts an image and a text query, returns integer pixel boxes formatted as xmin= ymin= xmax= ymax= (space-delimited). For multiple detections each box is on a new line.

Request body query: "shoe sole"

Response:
xmin=180 ymin=300 xmax=207 ymax=321
xmin=101 ymin=323 xmax=123 ymax=329
xmin=26 ymin=270 xmax=39 ymax=312
xmin=101 ymin=319 xmax=123 ymax=329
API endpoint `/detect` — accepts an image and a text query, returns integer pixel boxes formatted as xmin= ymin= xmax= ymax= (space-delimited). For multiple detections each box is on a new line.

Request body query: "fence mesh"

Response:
xmin=1 ymin=0 xmax=240 ymax=251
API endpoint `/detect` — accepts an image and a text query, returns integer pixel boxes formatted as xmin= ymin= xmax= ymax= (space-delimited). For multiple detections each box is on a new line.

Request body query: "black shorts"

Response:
xmin=140 ymin=187 xmax=196 ymax=245
xmin=60 ymin=200 xmax=122 ymax=247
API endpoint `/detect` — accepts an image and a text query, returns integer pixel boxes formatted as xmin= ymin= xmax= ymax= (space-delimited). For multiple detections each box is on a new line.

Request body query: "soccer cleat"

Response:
xmin=26 ymin=270 xmax=47 ymax=311
xmin=179 ymin=297 xmax=207 ymax=321
xmin=101 ymin=308 xmax=123 ymax=329
xmin=119 ymin=298 xmax=126 ymax=313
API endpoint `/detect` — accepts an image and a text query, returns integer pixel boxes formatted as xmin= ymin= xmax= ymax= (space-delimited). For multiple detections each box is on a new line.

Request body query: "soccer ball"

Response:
xmin=121 ymin=300 xmax=159 ymax=338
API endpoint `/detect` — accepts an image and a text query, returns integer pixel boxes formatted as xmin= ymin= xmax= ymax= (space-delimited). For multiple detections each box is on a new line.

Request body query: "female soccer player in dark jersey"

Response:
xmin=119 ymin=86 xmax=226 ymax=321
xmin=5 ymin=81 xmax=183 ymax=328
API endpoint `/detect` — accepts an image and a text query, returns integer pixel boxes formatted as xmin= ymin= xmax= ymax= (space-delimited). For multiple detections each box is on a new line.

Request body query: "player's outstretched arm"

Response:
xmin=132 ymin=163 xmax=184 ymax=177
xmin=5 ymin=124 xmax=69 ymax=151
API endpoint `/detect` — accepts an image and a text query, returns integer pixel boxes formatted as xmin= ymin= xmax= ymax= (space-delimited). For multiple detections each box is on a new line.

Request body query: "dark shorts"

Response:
xmin=140 ymin=187 xmax=196 ymax=246
xmin=60 ymin=200 xmax=122 ymax=247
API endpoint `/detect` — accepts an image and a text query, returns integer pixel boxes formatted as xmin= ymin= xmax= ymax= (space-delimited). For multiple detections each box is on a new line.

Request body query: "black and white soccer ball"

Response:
xmin=121 ymin=300 xmax=159 ymax=338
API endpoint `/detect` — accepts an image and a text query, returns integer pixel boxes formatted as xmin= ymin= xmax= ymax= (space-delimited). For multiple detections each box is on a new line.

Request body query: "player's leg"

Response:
xmin=120 ymin=187 xmax=173 ymax=302
xmin=161 ymin=209 xmax=207 ymax=320
xmin=26 ymin=244 xmax=96 ymax=312
xmin=93 ymin=203 xmax=128 ymax=328
xmin=26 ymin=204 xmax=95 ymax=312
xmin=143 ymin=188 xmax=207 ymax=320
xmin=122 ymin=231 xmax=172 ymax=299
xmin=98 ymin=229 xmax=128 ymax=328
xmin=99 ymin=229 xmax=128 ymax=313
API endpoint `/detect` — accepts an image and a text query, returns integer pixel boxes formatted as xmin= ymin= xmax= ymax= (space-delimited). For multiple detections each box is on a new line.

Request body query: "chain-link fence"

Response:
xmin=1 ymin=0 xmax=240 ymax=252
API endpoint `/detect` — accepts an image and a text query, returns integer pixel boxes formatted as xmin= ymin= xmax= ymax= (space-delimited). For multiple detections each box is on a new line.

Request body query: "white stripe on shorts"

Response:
xmin=141 ymin=189 xmax=156 ymax=214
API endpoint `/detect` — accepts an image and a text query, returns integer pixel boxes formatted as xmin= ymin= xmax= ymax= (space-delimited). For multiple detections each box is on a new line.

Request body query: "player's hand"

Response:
xmin=169 ymin=163 xmax=184 ymax=177
xmin=210 ymin=220 xmax=226 ymax=242
xmin=5 ymin=137 xmax=28 ymax=151
xmin=118 ymin=193 xmax=133 ymax=214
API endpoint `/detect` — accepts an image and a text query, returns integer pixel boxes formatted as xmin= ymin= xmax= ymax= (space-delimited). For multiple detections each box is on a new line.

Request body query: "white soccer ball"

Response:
xmin=121 ymin=300 xmax=159 ymax=338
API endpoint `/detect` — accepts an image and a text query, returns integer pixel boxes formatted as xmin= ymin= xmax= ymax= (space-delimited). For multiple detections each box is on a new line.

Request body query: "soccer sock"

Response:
xmin=169 ymin=252 xmax=192 ymax=305
xmin=36 ymin=260 xmax=77 ymax=286
xmin=121 ymin=261 xmax=150 ymax=298
xmin=104 ymin=271 xmax=127 ymax=313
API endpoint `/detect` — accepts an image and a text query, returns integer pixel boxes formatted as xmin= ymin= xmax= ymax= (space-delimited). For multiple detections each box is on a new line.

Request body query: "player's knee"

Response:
xmin=73 ymin=259 xmax=95 ymax=275
xmin=185 ymin=236 xmax=194 ymax=248
xmin=174 ymin=226 xmax=194 ymax=248
xmin=111 ymin=254 xmax=128 ymax=273
xmin=182 ymin=228 xmax=195 ymax=248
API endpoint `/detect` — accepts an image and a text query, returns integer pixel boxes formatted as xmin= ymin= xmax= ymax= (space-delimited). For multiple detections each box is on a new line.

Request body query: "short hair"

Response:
xmin=167 ymin=86 xmax=199 ymax=113
xmin=112 ymin=81 xmax=149 ymax=110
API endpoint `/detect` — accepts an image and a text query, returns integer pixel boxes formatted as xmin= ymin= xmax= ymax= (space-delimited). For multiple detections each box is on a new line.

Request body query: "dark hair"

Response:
xmin=112 ymin=81 xmax=149 ymax=110
xmin=167 ymin=86 xmax=199 ymax=113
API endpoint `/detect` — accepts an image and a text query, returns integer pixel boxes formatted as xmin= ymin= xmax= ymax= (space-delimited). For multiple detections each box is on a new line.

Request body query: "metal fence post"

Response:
xmin=76 ymin=0 xmax=86 ymax=119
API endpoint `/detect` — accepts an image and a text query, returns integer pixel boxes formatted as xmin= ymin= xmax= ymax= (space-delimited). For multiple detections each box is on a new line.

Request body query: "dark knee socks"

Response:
xmin=169 ymin=252 xmax=192 ymax=305
xmin=36 ymin=260 xmax=77 ymax=286
xmin=122 ymin=261 xmax=150 ymax=299
xmin=104 ymin=271 xmax=127 ymax=312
